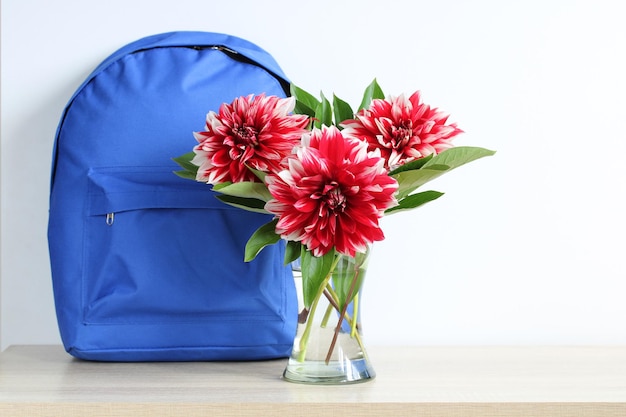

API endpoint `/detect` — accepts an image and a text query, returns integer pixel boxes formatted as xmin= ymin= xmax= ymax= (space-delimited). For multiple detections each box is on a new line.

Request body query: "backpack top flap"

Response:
xmin=48 ymin=32 xmax=297 ymax=361
xmin=50 ymin=31 xmax=289 ymax=186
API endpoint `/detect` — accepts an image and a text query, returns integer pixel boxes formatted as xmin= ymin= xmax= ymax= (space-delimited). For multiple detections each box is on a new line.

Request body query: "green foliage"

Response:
xmin=290 ymin=84 xmax=319 ymax=118
xmin=314 ymin=92 xmax=333 ymax=128
xmin=173 ymin=169 xmax=197 ymax=181
xmin=386 ymin=190 xmax=445 ymax=214
xmin=392 ymin=166 xmax=450 ymax=200
xmin=212 ymin=181 xmax=272 ymax=214
xmin=391 ymin=146 xmax=496 ymax=199
xmin=215 ymin=194 xmax=268 ymax=214
xmin=388 ymin=154 xmax=434 ymax=175
xmin=332 ymin=94 xmax=354 ymax=126
xmin=290 ymin=79 xmax=383 ymax=128
xmin=423 ymin=146 xmax=496 ymax=171
xmin=284 ymin=241 xmax=302 ymax=265
xmin=358 ymin=78 xmax=385 ymax=111
xmin=172 ymin=152 xmax=198 ymax=179
xmin=213 ymin=181 xmax=272 ymax=202
xmin=244 ymin=219 xmax=281 ymax=262
xmin=300 ymin=248 xmax=337 ymax=308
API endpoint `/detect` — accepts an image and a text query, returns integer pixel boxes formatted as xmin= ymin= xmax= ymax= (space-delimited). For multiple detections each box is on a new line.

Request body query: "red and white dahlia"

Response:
xmin=265 ymin=126 xmax=398 ymax=257
xmin=192 ymin=94 xmax=309 ymax=184
xmin=341 ymin=92 xmax=463 ymax=170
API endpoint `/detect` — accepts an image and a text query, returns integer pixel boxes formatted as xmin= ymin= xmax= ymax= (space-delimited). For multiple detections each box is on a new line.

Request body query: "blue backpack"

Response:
xmin=47 ymin=32 xmax=297 ymax=361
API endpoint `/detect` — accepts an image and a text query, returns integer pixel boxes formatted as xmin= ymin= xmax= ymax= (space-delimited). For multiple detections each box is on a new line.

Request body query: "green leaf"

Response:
xmin=332 ymin=94 xmax=354 ymax=126
xmin=300 ymin=248 xmax=337 ymax=309
xmin=247 ymin=166 xmax=267 ymax=183
xmin=284 ymin=241 xmax=302 ymax=265
xmin=173 ymin=170 xmax=198 ymax=181
xmin=358 ymin=78 xmax=385 ymax=111
xmin=391 ymin=166 xmax=450 ymax=200
xmin=294 ymin=101 xmax=316 ymax=118
xmin=314 ymin=92 xmax=332 ymax=128
xmin=423 ymin=146 xmax=496 ymax=171
xmin=172 ymin=152 xmax=199 ymax=176
xmin=215 ymin=194 xmax=268 ymax=214
xmin=391 ymin=147 xmax=495 ymax=199
xmin=385 ymin=190 xmax=445 ymax=214
xmin=291 ymin=84 xmax=320 ymax=117
xmin=213 ymin=181 xmax=272 ymax=202
xmin=244 ymin=219 xmax=280 ymax=262
xmin=421 ymin=164 xmax=450 ymax=171
xmin=332 ymin=251 xmax=369 ymax=311
xmin=388 ymin=154 xmax=434 ymax=176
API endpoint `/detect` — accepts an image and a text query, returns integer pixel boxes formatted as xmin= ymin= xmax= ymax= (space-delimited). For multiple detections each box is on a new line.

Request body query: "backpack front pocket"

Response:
xmin=83 ymin=166 xmax=288 ymax=325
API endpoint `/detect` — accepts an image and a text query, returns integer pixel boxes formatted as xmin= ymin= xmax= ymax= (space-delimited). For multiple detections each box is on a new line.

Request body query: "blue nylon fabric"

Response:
xmin=48 ymin=32 xmax=297 ymax=361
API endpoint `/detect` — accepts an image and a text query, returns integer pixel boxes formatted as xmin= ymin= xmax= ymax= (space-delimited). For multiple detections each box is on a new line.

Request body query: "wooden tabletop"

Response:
xmin=1 ymin=345 xmax=625 ymax=416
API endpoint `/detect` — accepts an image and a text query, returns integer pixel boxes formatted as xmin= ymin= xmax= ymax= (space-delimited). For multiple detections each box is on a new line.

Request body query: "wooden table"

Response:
xmin=1 ymin=345 xmax=625 ymax=416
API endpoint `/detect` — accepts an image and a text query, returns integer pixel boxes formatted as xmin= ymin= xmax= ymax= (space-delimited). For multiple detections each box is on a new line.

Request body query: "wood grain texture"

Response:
xmin=1 ymin=345 xmax=625 ymax=416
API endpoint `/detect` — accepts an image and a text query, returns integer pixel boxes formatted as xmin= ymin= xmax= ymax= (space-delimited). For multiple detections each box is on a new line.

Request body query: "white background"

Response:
xmin=2 ymin=0 xmax=625 ymax=350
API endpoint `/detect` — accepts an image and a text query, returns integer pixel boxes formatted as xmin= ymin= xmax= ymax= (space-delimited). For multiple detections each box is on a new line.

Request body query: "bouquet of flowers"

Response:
xmin=174 ymin=79 xmax=494 ymax=383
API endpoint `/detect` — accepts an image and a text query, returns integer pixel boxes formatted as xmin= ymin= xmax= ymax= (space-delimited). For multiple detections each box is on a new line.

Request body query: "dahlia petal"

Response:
xmin=294 ymin=198 xmax=317 ymax=212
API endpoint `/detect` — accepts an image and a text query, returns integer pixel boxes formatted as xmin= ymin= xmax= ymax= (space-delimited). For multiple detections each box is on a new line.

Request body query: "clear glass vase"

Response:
xmin=283 ymin=247 xmax=376 ymax=384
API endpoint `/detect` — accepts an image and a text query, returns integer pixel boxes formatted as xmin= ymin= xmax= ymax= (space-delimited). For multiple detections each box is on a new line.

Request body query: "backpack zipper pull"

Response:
xmin=106 ymin=213 xmax=115 ymax=226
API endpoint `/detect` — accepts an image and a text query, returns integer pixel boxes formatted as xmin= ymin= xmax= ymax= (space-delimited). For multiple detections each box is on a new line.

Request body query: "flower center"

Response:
xmin=390 ymin=122 xmax=413 ymax=149
xmin=322 ymin=182 xmax=347 ymax=213
xmin=233 ymin=125 xmax=259 ymax=147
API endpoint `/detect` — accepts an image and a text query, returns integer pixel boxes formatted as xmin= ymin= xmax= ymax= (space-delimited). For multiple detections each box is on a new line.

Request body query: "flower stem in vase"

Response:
xmin=325 ymin=259 xmax=361 ymax=364
xmin=295 ymin=262 xmax=336 ymax=362
xmin=283 ymin=248 xmax=375 ymax=384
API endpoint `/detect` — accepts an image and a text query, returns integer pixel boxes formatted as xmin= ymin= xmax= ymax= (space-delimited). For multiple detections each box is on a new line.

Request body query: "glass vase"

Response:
xmin=283 ymin=247 xmax=376 ymax=384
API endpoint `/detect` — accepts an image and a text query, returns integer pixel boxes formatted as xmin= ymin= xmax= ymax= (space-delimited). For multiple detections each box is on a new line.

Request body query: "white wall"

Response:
xmin=2 ymin=0 xmax=625 ymax=350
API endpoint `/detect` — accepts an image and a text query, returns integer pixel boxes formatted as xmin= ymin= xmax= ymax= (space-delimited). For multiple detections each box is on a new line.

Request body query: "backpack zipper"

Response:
xmin=130 ymin=45 xmax=290 ymax=95
xmin=200 ymin=45 xmax=238 ymax=54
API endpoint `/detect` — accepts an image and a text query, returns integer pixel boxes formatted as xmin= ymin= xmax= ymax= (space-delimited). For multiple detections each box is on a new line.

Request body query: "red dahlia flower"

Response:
xmin=341 ymin=92 xmax=463 ymax=170
xmin=192 ymin=94 xmax=309 ymax=184
xmin=265 ymin=126 xmax=398 ymax=257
